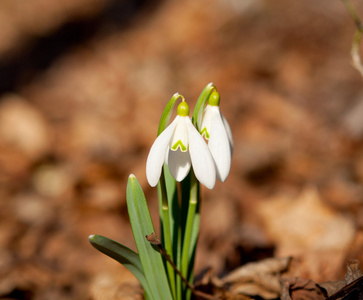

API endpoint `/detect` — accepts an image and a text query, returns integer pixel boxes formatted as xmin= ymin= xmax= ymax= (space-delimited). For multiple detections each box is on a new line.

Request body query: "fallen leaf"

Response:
xmin=322 ymin=259 xmax=363 ymax=300
xmin=258 ymin=187 xmax=356 ymax=281
xmin=281 ymin=277 xmax=327 ymax=300
xmin=345 ymin=259 xmax=363 ymax=285
xmin=90 ymin=269 xmax=143 ymax=300
xmin=325 ymin=276 xmax=363 ymax=300
xmin=208 ymin=257 xmax=291 ymax=299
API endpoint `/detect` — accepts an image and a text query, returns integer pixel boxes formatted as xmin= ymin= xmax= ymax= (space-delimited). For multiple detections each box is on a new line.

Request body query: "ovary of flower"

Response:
xmin=146 ymin=101 xmax=216 ymax=189
xmin=200 ymin=91 xmax=234 ymax=182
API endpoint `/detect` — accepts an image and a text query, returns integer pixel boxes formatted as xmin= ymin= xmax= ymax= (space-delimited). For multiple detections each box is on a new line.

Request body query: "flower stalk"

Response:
xmin=181 ymin=170 xmax=199 ymax=297
xmin=158 ymin=169 xmax=176 ymax=298
xmin=145 ymin=232 xmax=215 ymax=300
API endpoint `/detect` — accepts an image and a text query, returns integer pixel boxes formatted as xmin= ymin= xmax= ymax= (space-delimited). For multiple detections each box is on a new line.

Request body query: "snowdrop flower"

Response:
xmin=200 ymin=91 xmax=233 ymax=182
xmin=146 ymin=100 xmax=216 ymax=189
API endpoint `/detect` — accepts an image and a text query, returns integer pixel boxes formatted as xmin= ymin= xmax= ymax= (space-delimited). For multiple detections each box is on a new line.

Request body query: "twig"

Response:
xmin=146 ymin=233 xmax=217 ymax=300
xmin=325 ymin=275 xmax=363 ymax=300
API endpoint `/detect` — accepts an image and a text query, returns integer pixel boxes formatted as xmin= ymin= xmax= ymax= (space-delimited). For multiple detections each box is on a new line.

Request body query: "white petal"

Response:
xmin=222 ymin=114 xmax=234 ymax=155
xmin=200 ymin=105 xmax=213 ymax=139
xmin=208 ymin=107 xmax=231 ymax=182
xmin=167 ymin=149 xmax=191 ymax=181
xmin=146 ymin=117 xmax=179 ymax=186
xmin=170 ymin=115 xmax=189 ymax=151
xmin=186 ymin=118 xmax=216 ymax=189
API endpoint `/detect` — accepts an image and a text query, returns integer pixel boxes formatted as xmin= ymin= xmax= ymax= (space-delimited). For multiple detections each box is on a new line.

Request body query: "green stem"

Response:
xmin=342 ymin=0 xmax=363 ymax=79
xmin=146 ymin=233 xmax=215 ymax=300
xmin=342 ymin=0 xmax=363 ymax=32
xmin=175 ymin=182 xmax=185 ymax=300
xmin=175 ymin=222 xmax=182 ymax=300
xmin=180 ymin=170 xmax=199 ymax=297
xmin=159 ymin=170 xmax=176 ymax=299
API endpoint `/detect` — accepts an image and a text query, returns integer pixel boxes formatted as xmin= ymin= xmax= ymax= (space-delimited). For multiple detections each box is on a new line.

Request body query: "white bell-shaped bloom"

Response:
xmin=146 ymin=101 xmax=216 ymax=189
xmin=200 ymin=91 xmax=233 ymax=182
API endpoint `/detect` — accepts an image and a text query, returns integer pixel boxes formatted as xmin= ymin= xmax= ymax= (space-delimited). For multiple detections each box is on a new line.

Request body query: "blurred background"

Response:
xmin=0 ymin=0 xmax=363 ymax=299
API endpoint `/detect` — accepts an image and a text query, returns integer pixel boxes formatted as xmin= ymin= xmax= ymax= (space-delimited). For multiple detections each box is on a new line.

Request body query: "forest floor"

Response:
xmin=0 ymin=0 xmax=363 ymax=299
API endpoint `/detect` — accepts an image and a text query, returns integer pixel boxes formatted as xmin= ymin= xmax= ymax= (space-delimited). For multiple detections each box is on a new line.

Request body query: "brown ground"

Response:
xmin=0 ymin=0 xmax=363 ymax=299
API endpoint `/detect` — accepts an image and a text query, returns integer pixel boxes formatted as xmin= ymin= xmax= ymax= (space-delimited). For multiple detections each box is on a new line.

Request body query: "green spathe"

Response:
xmin=157 ymin=93 xmax=182 ymax=136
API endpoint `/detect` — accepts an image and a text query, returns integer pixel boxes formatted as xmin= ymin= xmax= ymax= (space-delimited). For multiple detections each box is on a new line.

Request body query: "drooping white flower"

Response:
xmin=200 ymin=91 xmax=233 ymax=182
xmin=146 ymin=100 xmax=216 ymax=189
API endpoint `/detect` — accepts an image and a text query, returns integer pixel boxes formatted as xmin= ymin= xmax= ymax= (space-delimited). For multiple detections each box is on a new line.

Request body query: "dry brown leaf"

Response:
xmin=258 ymin=187 xmax=355 ymax=253
xmin=258 ymin=187 xmax=356 ymax=281
xmin=221 ymin=257 xmax=291 ymax=285
xmin=319 ymin=259 xmax=363 ymax=299
xmin=209 ymin=257 xmax=292 ymax=299
xmin=345 ymin=259 xmax=363 ymax=285
xmin=325 ymin=277 xmax=363 ymax=300
xmin=319 ymin=280 xmax=346 ymax=298
xmin=281 ymin=277 xmax=327 ymax=300
xmin=228 ymin=281 xmax=280 ymax=299
xmin=90 ymin=269 xmax=143 ymax=300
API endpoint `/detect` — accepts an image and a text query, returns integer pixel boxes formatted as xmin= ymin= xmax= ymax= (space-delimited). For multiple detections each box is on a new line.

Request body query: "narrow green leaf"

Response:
xmin=192 ymin=82 xmax=215 ymax=130
xmin=157 ymin=92 xmax=181 ymax=136
xmin=88 ymin=234 xmax=152 ymax=297
xmin=162 ymin=165 xmax=179 ymax=246
xmin=127 ymin=174 xmax=173 ymax=300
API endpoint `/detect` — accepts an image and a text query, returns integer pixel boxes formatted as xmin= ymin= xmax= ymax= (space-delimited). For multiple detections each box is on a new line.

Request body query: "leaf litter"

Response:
xmin=0 ymin=0 xmax=363 ymax=299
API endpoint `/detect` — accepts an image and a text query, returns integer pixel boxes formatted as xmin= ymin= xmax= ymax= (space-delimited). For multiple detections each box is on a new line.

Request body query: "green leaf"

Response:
xmin=192 ymin=82 xmax=215 ymax=130
xmin=157 ymin=92 xmax=181 ymax=136
xmin=127 ymin=174 xmax=173 ymax=300
xmin=88 ymin=234 xmax=152 ymax=297
xmin=163 ymin=165 xmax=179 ymax=254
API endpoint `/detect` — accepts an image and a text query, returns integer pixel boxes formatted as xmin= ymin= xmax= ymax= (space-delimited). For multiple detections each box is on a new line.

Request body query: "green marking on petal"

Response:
xmin=200 ymin=127 xmax=210 ymax=140
xmin=171 ymin=140 xmax=187 ymax=151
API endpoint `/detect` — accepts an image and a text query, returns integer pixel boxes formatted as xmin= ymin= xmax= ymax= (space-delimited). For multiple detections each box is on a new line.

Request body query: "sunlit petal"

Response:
xmin=186 ymin=118 xmax=216 ymax=189
xmin=170 ymin=116 xmax=189 ymax=151
xmin=208 ymin=107 xmax=231 ymax=182
xmin=167 ymin=149 xmax=191 ymax=181
xmin=222 ymin=114 xmax=234 ymax=155
xmin=200 ymin=105 xmax=213 ymax=140
xmin=146 ymin=117 xmax=178 ymax=186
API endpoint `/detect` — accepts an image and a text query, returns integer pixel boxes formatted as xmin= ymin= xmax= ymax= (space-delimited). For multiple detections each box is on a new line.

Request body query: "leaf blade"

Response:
xmin=127 ymin=174 xmax=173 ymax=300
xmin=88 ymin=234 xmax=152 ymax=297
